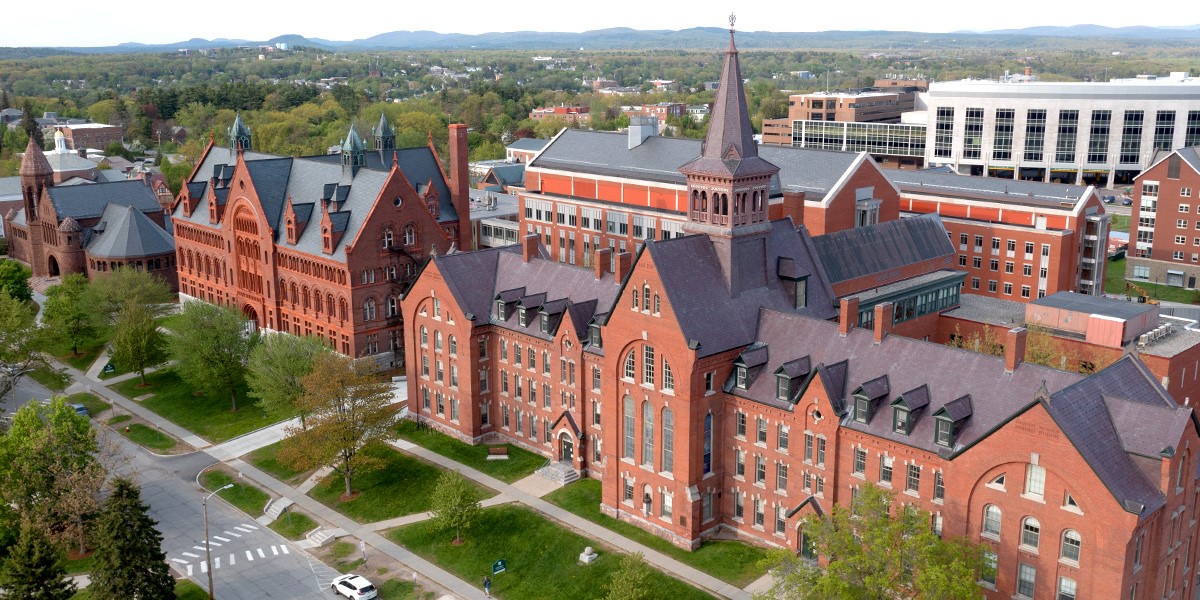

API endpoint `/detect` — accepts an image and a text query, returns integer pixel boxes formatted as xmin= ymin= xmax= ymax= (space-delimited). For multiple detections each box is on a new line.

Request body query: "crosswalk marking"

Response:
xmin=280 ymin=545 xmax=289 ymax=555
xmin=200 ymin=561 xmax=208 ymax=574
xmin=182 ymin=552 xmax=200 ymax=558
xmin=186 ymin=565 xmax=193 ymax=576
xmin=245 ymin=550 xmax=254 ymax=561
xmin=193 ymin=546 xmax=207 ymax=551
xmin=229 ymin=554 xmax=235 ymax=566
xmin=213 ymin=536 xmax=230 ymax=542
xmin=207 ymin=540 xmax=222 ymax=547
xmin=224 ymin=530 xmax=241 ymax=537
xmin=170 ymin=558 xmax=188 ymax=564
xmin=271 ymin=546 xmax=279 ymax=556
xmin=257 ymin=548 xmax=265 ymax=558
xmin=242 ymin=523 xmax=259 ymax=530
xmin=234 ymin=526 xmax=252 ymax=533
xmin=214 ymin=557 xmax=220 ymax=569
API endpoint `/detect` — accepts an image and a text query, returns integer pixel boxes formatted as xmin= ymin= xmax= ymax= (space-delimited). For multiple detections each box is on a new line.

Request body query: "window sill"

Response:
xmin=659 ymin=471 xmax=674 ymax=480
xmin=981 ymin=532 xmax=1000 ymax=542
xmin=753 ymin=482 xmax=766 ymax=489
xmin=639 ymin=464 xmax=655 ymax=473
xmin=932 ymin=498 xmax=943 ymax=505
xmin=878 ymin=482 xmax=892 ymax=489
xmin=1060 ymin=504 xmax=1083 ymax=515
xmin=1019 ymin=492 xmax=1045 ymax=504
xmin=1059 ymin=558 xmax=1079 ymax=569
xmin=904 ymin=489 xmax=919 ymax=498
xmin=852 ymin=472 xmax=865 ymax=480
xmin=1017 ymin=544 xmax=1038 ymax=556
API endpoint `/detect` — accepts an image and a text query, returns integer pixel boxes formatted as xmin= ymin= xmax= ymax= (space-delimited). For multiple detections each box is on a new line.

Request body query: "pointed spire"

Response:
xmin=342 ymin=124 xmax=366 ymax=153
xmin=374 ymin=113 xmax=396 ymax=152
xmin=19 ymin=137 xmax=51 ymax=177
xmin=229 ymin=112 xmax=252 ymax=155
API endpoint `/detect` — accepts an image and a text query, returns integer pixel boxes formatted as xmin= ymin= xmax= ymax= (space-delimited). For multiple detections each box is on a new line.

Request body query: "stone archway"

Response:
xmin=242 ymin=305 xmax=259 ymax=332
xmin=558 ymin=431 xmax=574 ymax=462
xmin=47 ymin=255 xmax=60 ymax=277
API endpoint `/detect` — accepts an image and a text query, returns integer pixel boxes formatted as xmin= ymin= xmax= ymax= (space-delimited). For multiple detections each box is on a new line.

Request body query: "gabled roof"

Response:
xmin=645 ymin=220 xmax=838 ymax=358
xmin=42 ymin=179 xmax=163 ymax=220
xmin=85 ymin=203 xmax=174 ymax=258
xmin=811 ymin=213 xmax=954 ymax=284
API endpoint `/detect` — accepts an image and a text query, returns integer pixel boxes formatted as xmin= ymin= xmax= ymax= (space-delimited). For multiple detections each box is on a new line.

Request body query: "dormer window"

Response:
xmin=736 ymin=366 xmax=748 ymax=389
xmin=589 ymin=324 xmax=602 ymax=348
xmin=539 ymin=313 xmax=549 ymax=334
xmin=776 ymin=375 xmax=789 ymax=401
xmin=934 ymin=418 xmax=953 ymax=447
xmin=855 ymin=396 xmax=871 ymax=423
xmin=793 ymin=277 xmax=808 ymax=309
xmin=518 ymin=309 xmax=527 ymax=327
xmin=893 ymin=407 xmax=911 ymax=435
xmin=496 ymin=300 xmax=507 ymax=321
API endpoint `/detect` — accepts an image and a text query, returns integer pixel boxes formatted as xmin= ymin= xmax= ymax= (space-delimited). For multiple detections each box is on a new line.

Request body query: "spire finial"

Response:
xmin=729 ymin=13 xmax=736 ymax=30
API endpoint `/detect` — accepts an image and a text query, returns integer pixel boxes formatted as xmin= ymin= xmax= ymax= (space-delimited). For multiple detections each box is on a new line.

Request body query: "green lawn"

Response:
xmin=28 ymin=365 xmax=70 ymax=391
xmin=201 ymin=470 xmax=269 ymax=517
xmin=67 ymin=392 xmax=110 ymax=416
xmin=246 ymin=441 xmax=311 ymax=485
xmin=110 ymin=370 xmax=277 ymax=443
xmin=43 ymin=331 xmax=108 ymax=371
xmin=1105 ymin=257 xmax=1200 ymax=304
xmin=108 ymin=414 xmax=131 ymax=426
xmin=72 ymin=580 xmax=207 ymax=600
xmin=64 ymin=552 xmax=94 ymax=575
xmin=121 ymin=423 xmax=176 ymax=452
xmin=158 ymin=312 xmax=185 ymax=334
xmin=376 ymin=579 xmax=436 ymax=600
xmin=394 ymin=420 xmax=544 ymax=483
xmin=310 ymin=443 xmax=495 ymax=524
xmin=1110 ymin=213 xmax=1130 ymax=233
xmin=269 ymin=510 xmax=317 ymax=540
xmin=544 ymin=479 xmax=769 ymax=587
xmin=389 ymin=505 xmax=713 ymax=599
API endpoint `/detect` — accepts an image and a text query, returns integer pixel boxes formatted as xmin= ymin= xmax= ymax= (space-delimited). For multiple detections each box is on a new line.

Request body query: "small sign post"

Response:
xmin=492 ymin=559 xmax=506 ymax=575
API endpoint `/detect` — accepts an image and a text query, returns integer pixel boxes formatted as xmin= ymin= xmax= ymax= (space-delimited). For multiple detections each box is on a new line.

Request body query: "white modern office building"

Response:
xmin=922 ymin=73 xmax=1200 ymax=187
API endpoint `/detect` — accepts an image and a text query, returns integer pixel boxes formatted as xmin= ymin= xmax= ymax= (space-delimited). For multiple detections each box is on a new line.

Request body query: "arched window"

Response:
xmin=383 ymin=228 xmax=394 ymax=248
xmin=632 ymin=288 xmax=639 ymax=310
xmin=404 ymin=225 xmax=416 ymax=246
xmin=363 ymin=298 xmax=376 ymax=321
xmin=691 ymin=190 xmax=700 ymax=211
xmin=1021 ymin=517 xmax=1040 ymax=548
xmin=701 ymin=191 xmax=708 ymax=212
xmin=662 ymin=407 xmax=674 ymax=473
xmin=290 ymin=282 xmax=299 ymax=306
xmin=326 ymin=294 xmax=334 ymax=315
xmin=448 ymin=335 xmax=457 ymax=355
xmin=702 ymin=413 xmax=713 ymax=474
xmin=623 ymin=396 xmax=635 ymax=459
xmin=420 ymin=326 xmax=428 ymax=346
xmin=434 ymin=330 xmax=442 ymax=351
xmin=983 ymin=505 xmax=1001 ymax=536
xmin=641 ymin=284 xmax=650 ymax=311
xmin=1178 ymin=451 xmax=1189 ymax=490
xmin=653 ymin=293 xmax=660 ymax=315
xmin=1061 ymin=530 xmax=1081 ymax=562
xmin=641 ymin=401 xmax=654 ymax=468
xmin=278 ymin=279 xmax=287 ymax=302
xmin=313 ymin=289 xmax=322 ymax=314
xmin=301 ymin=286 xmax=310 ymax=309
xmin=387 ymin=296 xmax=397 ymax=317
xmin=339 ymin=297 xmax=348 ymax=320
xmin=623 ymin=350 xmax=636 ymax=380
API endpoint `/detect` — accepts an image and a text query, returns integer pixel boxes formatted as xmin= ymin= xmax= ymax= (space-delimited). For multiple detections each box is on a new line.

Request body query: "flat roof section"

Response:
xmin=1033 ymin=291 xmax=1157 ymax=321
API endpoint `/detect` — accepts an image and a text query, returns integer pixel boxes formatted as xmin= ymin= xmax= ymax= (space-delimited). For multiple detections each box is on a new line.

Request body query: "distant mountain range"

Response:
xmin=32 ymin=24 xmax=1200 ymax=54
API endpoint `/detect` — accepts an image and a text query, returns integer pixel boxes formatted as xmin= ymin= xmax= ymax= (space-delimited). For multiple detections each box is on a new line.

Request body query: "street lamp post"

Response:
xmin=204 ymin=483 xmax=234 ymax=600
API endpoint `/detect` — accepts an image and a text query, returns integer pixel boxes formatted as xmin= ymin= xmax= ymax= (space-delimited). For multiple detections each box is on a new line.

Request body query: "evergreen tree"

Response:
xmin=19 ymin=100 xmax=42 ymax=150
xmin=0 ymin=521 xmax=75 ymax=600
xmin=88 ymin=478 xmax=174 ymax=600
xmin=0 ymin=91 xmax=10 ymax=111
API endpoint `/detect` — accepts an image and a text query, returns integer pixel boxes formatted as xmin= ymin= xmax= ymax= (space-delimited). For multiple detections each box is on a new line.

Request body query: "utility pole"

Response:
xmin=203 ymin=483 xmax=234 ymax=600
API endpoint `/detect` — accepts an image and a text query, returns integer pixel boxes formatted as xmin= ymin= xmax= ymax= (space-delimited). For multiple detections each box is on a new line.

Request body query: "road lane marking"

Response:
xmin=224 ymin=531 xmax=241 ymax=537
xmin=229 ymin=554 xmax=235 ymax=566
xmin=280 ymin=545 xmax=289 ymax=554
xmin=186 ymin=565 xmax=193 ymax=576
xmin=213 ymin=536 xmax=230 ymax=542
xmin=182 ymin=552 xmax=200 ymax=558
xmin=271 ymin=546 xmax=279 ymax=555
xmin=207 ymin=540 xmax=222 ymax=547
xmin=245 ymin=550 xmax=254 ymax=561
xmin=200 ymin=561 xmax=207 ymax=574
xmin=242 ymin=523 xmax=259 ymax=530
xmin=171 ymin=558 xmax=188 ymax=564
xmin=214 ymin=557 xmax=220 ymax=569
xmin=234 ymin=526 xmax=252 ymax=533
xmin=257 ymin=548 xmax=265 ymax=558
xmin=193 ymin=546 xmax=207 ymax=551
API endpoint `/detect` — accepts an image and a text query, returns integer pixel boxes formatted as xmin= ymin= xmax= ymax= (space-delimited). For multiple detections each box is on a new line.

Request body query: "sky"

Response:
xmin=5 ymin=1 xmax=1193 ymax=47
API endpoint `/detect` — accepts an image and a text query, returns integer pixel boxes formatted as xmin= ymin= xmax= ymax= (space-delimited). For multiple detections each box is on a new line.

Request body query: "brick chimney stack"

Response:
xmin=781 ymin=190 xmax=805 ymax=227
xmin=873 ymin=302 xmax=894 ymax=344
xmin=595 ymin=248 xmax=613 ymax=280
xmin=1005 ymin=327 xmax=1028 ymax=373
xmin=839 ymin=297 xmax=859 ymax=337
xmin=521 ymin=233 xmax=538 ymax=263
xmin=615 ymin=251 xmax=633 ymax=284
xmin=448 ymin=124 xmax=472 ymax=251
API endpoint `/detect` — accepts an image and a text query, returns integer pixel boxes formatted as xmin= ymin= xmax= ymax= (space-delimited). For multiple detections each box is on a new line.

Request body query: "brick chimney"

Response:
xmin=839 ymin=296 xmax=859 ymax=337
xmin=615 ymin=251 xmax=633 ymax=284
xmin=595 ymin=247 xmax=613 ymax=280
xmin=448 ymin=124 xmax=472 ymax=250
xmin=1005 ymin=327 xmax=1028 ymax=373
xmin=873 ymin=302 xmax=894 ymax=344
xmin=782 ymin=190 xmax=806 ymax=227
xmin=521 ymin=233 xmax=539 ymax=263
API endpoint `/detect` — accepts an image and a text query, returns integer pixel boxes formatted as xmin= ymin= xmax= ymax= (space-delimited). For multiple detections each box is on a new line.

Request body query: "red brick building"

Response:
xmin=4 ymin=138 xmax=176 ymax=289
xmin=171 ymin=114 xmax=472 ymax=359
xmin=529 ymin=105 xmax=591 ymax=127
xmin=402 ymin=29 xmax=1200 ymax=600
xmin=1127 ymin=147 xmax=1200 ymax=289
xmin=891 ymin=170 xmax=1109 ymax=300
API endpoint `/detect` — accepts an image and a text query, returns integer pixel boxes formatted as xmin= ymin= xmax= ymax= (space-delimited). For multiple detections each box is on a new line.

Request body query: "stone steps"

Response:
xmin=535 ymin=461 xmax=580 ymax=486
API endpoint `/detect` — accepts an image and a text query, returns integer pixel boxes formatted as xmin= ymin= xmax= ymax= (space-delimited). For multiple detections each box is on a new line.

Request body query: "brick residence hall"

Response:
xmin=401 ymin=28 xmax=1200 ymax=600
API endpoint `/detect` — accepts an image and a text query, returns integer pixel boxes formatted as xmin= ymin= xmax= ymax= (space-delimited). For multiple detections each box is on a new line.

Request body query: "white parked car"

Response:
xmin=331 ymin=574 xmax=378 ymax=599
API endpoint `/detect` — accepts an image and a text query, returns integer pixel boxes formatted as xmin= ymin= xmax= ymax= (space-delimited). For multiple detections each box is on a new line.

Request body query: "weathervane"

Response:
xmin=729 ymin=13 xmax=736 ymax=30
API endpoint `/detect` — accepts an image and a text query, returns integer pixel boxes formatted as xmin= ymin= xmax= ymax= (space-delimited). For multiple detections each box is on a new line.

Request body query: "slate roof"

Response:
xmin=645 ymin=220 xmax=838 ymax=358
xmin=85 ymin=203 xmax=175 ymax=258
xmin=529 ymin=129 xmax=866 ymax=198
xmin=1179 ymin=147 xmax=1200 ymax=174
xmin=739 ymin=308 xmax=1190 ymax=518
xmin=430 ymin=243 xmax=622 ymax=343
xmin=811 ymin=213 xmax=954 ymax=284
xmin=888 ymin=170 xmax=1092 ymax=210
xmin=507 ymin=138 xmax=549 ymax=152
xmin=484 ymin=164 xmax=525 ymax=189
xmin=44 ymin=151 xmax=99 ymax=174
xmin=41 ymin=180 xmax=163 ymax=220
xmin=173 ymin=143 xmax=457 ymax=262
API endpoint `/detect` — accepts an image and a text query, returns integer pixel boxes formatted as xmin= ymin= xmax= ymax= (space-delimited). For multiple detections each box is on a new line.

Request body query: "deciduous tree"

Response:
xmin=0 ymin=290 xmax=46 ymax=406
xmin=0 ymin=259 xmax=32 ymax=304
xmin=247 ymin=333 xmax=327 ymax=425
xmin=88 ymin=478 xmax=175 ymax=600
xmin=603 ymin=552 xmax=652 ymax=600
xmin=168 ymin=301 xmax=257 ymax=411
xmin=279 ymin=353 xmax=396 ymax=498
xmin=110 ymin=300 xmax=165 ymax=385
xmin=430 ymin=470 xmax=480 ymax=544
xmin=85 ymin=266 xmax=174 ymax=325
xmin=0 ymin=521 xmax=74 ymax=600
xmin=757 ymin=483 xmax=990 ymax=599
xmin=40 ymin=273 xmax=97 ymax=356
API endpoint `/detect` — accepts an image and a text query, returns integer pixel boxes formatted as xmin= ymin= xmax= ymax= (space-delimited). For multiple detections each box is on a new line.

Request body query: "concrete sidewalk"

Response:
xmin=385 ymin=439 xmax=750 ymax=600
xmin=207 ymin=418 xmax=297 ymax=462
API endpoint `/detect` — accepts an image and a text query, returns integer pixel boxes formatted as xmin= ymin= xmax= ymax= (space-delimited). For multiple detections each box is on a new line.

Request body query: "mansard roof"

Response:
xmin=746 ymin=308 xmax=1190 ymax=518
xmin=174 ymin=144 xmax=457 ymax=261
xmin=644 ymin=219 xmax=837 ymax=358
xmin=85 ymin=203 xmax=175 ymax=259
xmin=811 ymin=213 xmax=954 ymax=285
xmin=430 ymin=243 xmax=622 ymax=343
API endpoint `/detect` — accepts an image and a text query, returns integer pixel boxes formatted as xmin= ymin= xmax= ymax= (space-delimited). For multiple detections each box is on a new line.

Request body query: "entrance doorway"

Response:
xmin=47 ymin=255 xmax=60 ymax=276
xmin=558 ymin=432 xmax=573 ymax=462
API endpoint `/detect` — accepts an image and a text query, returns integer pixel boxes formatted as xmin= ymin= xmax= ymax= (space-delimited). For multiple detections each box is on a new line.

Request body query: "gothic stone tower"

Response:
xmin=19 ymin=136 xmax=52 ymax=275
xmin=679 ymin=21 xmax=780 ymax=297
